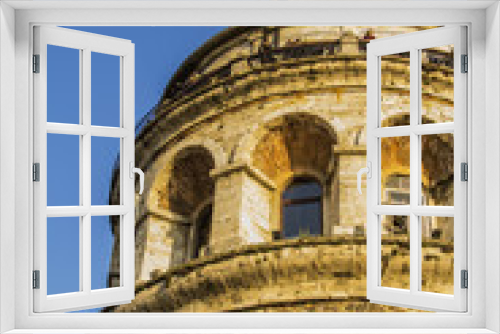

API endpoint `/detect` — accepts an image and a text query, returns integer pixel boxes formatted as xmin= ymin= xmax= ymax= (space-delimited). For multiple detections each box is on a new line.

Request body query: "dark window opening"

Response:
xmin=194 ymin=205 xmax=212 ymax=258
xmin=281 ymin=177 xmax=322 ymax=239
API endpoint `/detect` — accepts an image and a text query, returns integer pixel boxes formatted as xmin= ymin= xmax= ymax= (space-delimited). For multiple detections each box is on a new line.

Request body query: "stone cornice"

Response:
xmin=147 ymin=207 xmax=190 ymax=224
xmin=158 ymin=54 xmax=452 ymax=122
xmin=334 ymin=145 xmax=367 ymax=155
xmin=210 ymin=162 xmax=277 ymax=190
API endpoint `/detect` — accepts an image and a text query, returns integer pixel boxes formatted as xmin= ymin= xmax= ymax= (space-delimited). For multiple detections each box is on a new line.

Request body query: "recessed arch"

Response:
xmin=148 ymin=144 xmax=218 ymax=217
xmin=147 ymin=138 xmax=225 ymax=215
xmin=233 ymin=110 xmax=337 ymax=166
xmin=237 ymin=112 xmax=336 ymax=239
xmin=239 ymin=112 xmax=336 ymax=187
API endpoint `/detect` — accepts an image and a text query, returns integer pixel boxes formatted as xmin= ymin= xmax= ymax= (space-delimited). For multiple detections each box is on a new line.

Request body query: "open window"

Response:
xmin=363 ymin=26 xmax=467 ymax=312
xmin=33 ymin=26 xmax=141 ymax=312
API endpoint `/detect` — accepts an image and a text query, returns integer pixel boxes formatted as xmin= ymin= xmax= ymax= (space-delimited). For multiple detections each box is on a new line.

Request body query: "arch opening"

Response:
xmin=250 ymin=113 xmax=335 ymax=238
xmin=251 ymin=113 xmax=336 ymax=186
xmin=164 ymin=146 xmax=215 ymax=217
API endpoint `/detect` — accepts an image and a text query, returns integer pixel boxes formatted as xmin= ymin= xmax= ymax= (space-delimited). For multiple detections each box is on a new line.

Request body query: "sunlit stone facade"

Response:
xmin=107 ymin=26 xmax=454 ymax=312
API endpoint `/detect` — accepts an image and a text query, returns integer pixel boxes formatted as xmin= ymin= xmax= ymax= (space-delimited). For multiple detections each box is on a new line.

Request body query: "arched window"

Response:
xmin=281 ymin=177 xmax=322 ymax=239
xmin=194 ymin=205 xmax=212 ymax=258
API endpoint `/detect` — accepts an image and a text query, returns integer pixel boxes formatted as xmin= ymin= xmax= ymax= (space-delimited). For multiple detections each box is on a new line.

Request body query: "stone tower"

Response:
xmin=107 ymin=26 xmax=454 ymax=312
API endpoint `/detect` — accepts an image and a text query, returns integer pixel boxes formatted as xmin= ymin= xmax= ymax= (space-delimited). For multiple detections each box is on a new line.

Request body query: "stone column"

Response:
xmin=210 ymin=163 xmax=276 ymax=254
xmin=333 ymin=146 xmax=367 ymax=236
xmin=134 ymin=209 xmax=190 ymax=282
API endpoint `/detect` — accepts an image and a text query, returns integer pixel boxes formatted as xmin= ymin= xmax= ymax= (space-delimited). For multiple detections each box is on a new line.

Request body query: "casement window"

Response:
xmin=360 ymin=26 xmax=467 ymax=312
xmin=32 ymin=26 xmax=142 ymax=312
xmin=2 ymin=2 xmax=499 ymax=333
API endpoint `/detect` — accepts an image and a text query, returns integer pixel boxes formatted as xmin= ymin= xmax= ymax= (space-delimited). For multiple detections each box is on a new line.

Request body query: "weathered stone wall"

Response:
xmin=334 ymin=150 xmax=367 ymax=235
xmin=133 ymin=213 xmax=190 ymax=282
xmin=210 ymin=169 xmax=245 ymax=253
xmin=240 ymin=171 xmax=273 ymax=243
xmin=109 ymin=236 xmax=452 ymax=313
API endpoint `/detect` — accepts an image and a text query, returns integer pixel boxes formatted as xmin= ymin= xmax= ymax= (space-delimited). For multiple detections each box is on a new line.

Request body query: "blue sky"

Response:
xmin=46 ymin=26 xmax=227 ymax=312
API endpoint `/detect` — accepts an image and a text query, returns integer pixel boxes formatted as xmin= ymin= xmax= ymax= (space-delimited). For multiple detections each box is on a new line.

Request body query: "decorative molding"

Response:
xmin=334 ymin=144 xmax=367 ymax=155
xmin=147 ymin=207 xmax=190 ymax=224
xmin=210 ymin=162 xmax=277 ymax=190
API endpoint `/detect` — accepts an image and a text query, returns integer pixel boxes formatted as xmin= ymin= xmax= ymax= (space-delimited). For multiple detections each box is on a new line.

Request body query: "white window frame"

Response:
xmin=0 ymin=1 xmax=499 ymax=333
xmin=32 ymin=26 xmax=136 ymax=313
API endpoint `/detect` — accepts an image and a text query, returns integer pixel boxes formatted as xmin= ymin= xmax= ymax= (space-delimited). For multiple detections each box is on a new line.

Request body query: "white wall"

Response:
xmin=0 ymin=2 xmax=16 ymax=333
xmin=485 ymin=2 xmax=500 ymax=333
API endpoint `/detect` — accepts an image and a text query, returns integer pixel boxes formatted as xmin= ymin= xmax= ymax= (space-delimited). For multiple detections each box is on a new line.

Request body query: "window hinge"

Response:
xmin=461 ymin=162 xmax=468 ymax=181
xmin=33 ymin=54 xmax=40 ymax=73
xmin=33 ymin=270 xmax=40 ymax=289
xmin=461 ymin=54 xmax=468 ymax=73
xmin=461 ymin=270 xmax=468 ymax=289
xmin=33 ymin=163 xmax=40 ymax=182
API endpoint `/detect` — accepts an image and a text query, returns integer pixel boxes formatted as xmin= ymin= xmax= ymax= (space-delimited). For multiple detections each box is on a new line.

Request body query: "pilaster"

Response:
xmin=134 ymin=209 xmax=190 ymax=282
xmin=210 ymin=163 xmax=276 ymax=254
xmin=334 ymin=146 xmax=367 ymax=236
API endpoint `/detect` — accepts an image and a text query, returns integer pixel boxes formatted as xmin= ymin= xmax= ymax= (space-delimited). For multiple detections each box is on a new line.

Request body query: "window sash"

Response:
xmin=366 ymin=25 xmax=467 ymax=312
xmin=32 ymin=26 xmax=136 ymax=313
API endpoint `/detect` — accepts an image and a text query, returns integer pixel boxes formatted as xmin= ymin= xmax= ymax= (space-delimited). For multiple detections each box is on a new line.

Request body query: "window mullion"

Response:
xmin=78 ymin=48 xmax=84 ymax=293
xmin=412 ymin=123 xmax=454 ymax=135
xmin=372 ymin=205 xmax=411 ymax=216
xmin=409 ymin=47 xmax=420 ymax=295
xmin=372 ymin=125 xmax=412 ymax=138
xmin=81 ymin=48 xmax=92 ymax=294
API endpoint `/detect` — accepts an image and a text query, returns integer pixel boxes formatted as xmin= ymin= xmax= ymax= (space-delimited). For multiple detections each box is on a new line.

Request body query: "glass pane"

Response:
xmin=92 ymin=216 xmax=119 ymax=290
xmin=91 ymin=52 xmax=121 ymax=127
xmin=47 ymin=134 xmax=80 ymax=206
xmin=381 ymin=215 xmax=410 ymax=290
xmin=47 ymin=45 xmax=80 ymax=124
xmin=380 ymin=52 xmax=410 ymax=127
xmin=47 ymin=217 xmax=80 ymax=295
xmin=283 ymin=179 xmax=322 ymax=200
xmin=381 ymin=136 xmax=410 ymax=205
xmin=421 ymin=216 xmax=454 ymax=294
xmin=91 ymin=137 xmax=120 ymax=206
xmin=421 ymin=45 xmax=454 ymax=124
xmin=282 ymin=202 xmax=322 ymax=238
xmin=421 ymin=133 xmax=454 ymax=206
